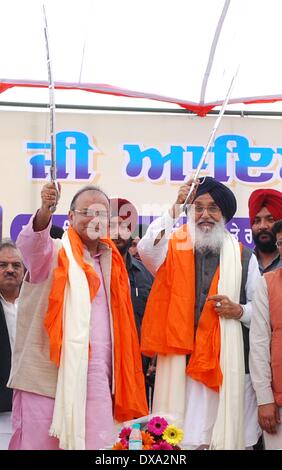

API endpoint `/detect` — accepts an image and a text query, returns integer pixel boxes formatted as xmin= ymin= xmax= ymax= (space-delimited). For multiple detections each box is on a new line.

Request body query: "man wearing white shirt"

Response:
xmin=250 ymin=219 xmax=282 ymax=449
xmin=138 ymin=177 xmax=261 ymax=449
xmin=0 ymin=240 xmax=24 ymax=449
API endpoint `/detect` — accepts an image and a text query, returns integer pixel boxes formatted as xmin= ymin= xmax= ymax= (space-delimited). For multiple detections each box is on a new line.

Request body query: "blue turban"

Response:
xmin=194 ymin=177 xmax=237 ymax=222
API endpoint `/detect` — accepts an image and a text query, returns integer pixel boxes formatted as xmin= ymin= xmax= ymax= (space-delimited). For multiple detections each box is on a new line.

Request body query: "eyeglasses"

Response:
xmin=194 ymin=204 xmax=221 ymax=215
xmin=276 ymin=240 xmax=282 ymax=247
xmin=73 ymin=209 xmax=108 ymax=219
xmin=0 ymin=262 xmax=23 ymax=270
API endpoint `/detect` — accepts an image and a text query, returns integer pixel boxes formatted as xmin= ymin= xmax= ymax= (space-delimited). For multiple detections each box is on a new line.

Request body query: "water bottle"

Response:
xmin=128 ymin=423 xmax=142 ymax=450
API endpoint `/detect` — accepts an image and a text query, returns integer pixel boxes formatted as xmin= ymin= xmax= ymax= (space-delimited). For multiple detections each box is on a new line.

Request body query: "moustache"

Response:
xmin=197 ymin=220 xmax=215 ymax=226
xmin=258 ymin=230 xmax=272 ymax=236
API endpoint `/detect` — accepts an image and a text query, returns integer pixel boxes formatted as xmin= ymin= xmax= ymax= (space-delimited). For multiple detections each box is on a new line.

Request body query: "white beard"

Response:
xmin=189 ymin=218 xmax=225 ymax=254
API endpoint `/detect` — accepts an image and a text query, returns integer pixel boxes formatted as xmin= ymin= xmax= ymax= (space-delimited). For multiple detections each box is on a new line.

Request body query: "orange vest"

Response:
xmin=141 ymin=225 xmax=222 ymax=391
xmin=264 ymin=268 xmax=282 ymax=406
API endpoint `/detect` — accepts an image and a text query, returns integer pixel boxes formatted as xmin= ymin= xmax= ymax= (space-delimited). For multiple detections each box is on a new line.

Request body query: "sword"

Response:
xmin=182 ymin=69 xmax=238 ymax=213
xmin=43 ymin=4 xmax=59 ymax=212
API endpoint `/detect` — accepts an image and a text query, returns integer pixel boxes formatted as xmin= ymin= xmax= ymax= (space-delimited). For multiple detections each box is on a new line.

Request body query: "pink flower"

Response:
xmin=120 ymin=438 xmax=129 ymax=448
xmin=152 ymin=440 xmax=173 ymax=450
xmin=119 ymin=427 xmax=131 ymax=442
xmin=147 ymin=416 xmax=168 ymax=436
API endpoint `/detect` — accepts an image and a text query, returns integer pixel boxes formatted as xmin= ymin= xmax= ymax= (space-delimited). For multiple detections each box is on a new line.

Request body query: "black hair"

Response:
xmin=131 ymin=223 xmax=149 ymax=239
xmin=50 ymin=225 xmax=64 ymax=239
xmin=272 ymin=219 xmax=282 ymax=237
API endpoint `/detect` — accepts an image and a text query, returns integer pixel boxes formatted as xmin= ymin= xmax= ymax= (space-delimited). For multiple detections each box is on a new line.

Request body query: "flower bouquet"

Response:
xmin=112 ymin=415 xmax=184 ymax=450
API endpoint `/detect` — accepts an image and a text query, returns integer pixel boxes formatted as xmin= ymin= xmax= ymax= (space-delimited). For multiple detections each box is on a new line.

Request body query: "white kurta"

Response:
xmin=250 ymin=275 xmax=282 ymax=449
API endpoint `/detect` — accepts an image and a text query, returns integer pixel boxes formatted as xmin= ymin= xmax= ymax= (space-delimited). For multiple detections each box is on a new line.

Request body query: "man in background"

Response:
xmin=110 ymin=198 xmax=154 ymax=340
xmin=50 ymin=225 xmax=64 ymax=239
xmin=250 ymin=219 xmax=282 ymax=449
xmin=248 ymin=188 xmax=282 ymax=274
xmin=0 ymin=240 xmax=24 ymax=449
xmin=110 ymin=198 xmax=155 ymax=407
xmin=129 ymin=224 xmax=149 ymax=261
xmin=248 ymin=188 xmax=282 ymax=449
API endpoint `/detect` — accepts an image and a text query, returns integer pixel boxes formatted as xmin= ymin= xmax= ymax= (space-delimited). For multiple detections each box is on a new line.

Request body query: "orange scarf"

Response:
xmin=44 ymin=226 xmax=148 ymax=421
xmin=141 ymin=225 xmax=222 ymax=391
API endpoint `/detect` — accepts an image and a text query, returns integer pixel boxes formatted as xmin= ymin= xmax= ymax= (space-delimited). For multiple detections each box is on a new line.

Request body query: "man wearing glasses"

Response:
xmin=8 ymin=183 xmax=148 ymax=450
xmin=138 ymin=176 xmax=261 ymax=449
xmin=250 ymin=219 xmax=282 ymax=449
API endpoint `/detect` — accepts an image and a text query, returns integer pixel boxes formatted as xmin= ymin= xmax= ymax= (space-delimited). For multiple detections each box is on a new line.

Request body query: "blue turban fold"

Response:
xmin=194 ymin=176 xmax=237 ymax=222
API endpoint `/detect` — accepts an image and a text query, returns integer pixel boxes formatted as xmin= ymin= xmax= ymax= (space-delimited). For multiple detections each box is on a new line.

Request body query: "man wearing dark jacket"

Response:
xmin=110 ymin=198 xmax=155 ymax=407
xmin=0 ymin=240 xmax=24 ymax=449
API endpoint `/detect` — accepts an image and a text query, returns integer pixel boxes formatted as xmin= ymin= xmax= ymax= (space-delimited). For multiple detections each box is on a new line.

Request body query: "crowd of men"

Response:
xmin=1 ymin=178 xmax=282 ymax=450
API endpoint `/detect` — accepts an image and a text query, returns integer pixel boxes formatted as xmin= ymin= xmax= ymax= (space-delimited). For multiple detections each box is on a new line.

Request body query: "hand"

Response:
xmin=33 ymin=182 xmax=61 ymax=232
xmin=169 ymin=178 xmax=199 ymax=219
xmin=41 ymin=182 xmax=61 ymax=212
xmin=208 ymin=294 xmax=243 ymax=320
xmin=258 ymin=403 xmax=280 ymax=434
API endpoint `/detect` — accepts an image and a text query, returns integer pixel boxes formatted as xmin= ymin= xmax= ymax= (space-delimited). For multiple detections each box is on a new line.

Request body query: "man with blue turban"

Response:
xmin=138 ymin=176 xmax=261 ymax=450
xmin=194 ymin=176 xmax=237 ymax=221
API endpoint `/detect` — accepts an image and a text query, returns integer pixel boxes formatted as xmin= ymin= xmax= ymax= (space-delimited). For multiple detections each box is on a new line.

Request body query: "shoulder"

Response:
xmin=240 ymin=244 xmax=255 ymax=274
xmin=241 ymin=244 xmax=253 ymax=260
xmin=53 ymin=237 xmax=63 ymax=249
xmin=130 ymin=255 xmax=154 ymax=281
xmin=264 ymin=266 xmax=282 ymax=283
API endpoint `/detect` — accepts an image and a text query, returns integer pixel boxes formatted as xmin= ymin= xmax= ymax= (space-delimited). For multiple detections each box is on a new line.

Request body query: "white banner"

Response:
xmin=1 ymin=109 xmax=282 ymax=247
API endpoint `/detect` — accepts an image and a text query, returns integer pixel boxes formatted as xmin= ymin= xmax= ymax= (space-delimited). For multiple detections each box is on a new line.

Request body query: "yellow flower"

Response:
xmin=162 ymin=425 xmax=184 ymax=445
